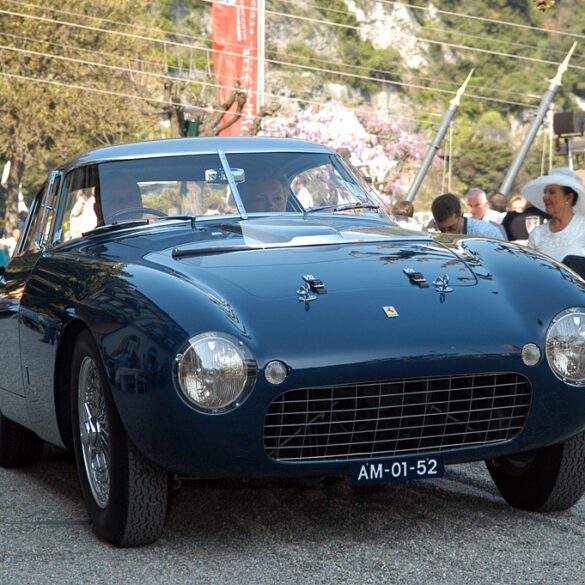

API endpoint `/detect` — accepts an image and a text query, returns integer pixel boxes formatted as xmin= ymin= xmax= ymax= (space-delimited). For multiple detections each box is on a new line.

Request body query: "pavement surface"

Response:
xmin=1 ymin=446 xmax=584 ymax=585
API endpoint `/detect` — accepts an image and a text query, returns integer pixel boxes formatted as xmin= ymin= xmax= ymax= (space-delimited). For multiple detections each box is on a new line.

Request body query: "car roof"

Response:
xmin=62 ymin=137 xmax=335 ymax=172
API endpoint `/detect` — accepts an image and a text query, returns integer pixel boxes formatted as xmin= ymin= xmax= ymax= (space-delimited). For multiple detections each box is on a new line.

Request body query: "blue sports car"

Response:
xmin=1 ymin=137 xmax=585 ymax=546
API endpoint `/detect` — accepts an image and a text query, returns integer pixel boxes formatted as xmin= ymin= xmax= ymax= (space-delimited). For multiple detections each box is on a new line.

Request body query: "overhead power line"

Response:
xmin=375 ymin=0 xmax=585 ymax=42
xmin=265 ymin=55 xmax=534 ymax=107
xmin=1 ymin=1 xmax=565 ymax=100
xmin=5 ymin=0 xmax=584 ymax=44
xmin=0 ymin=30 xmax=167 ymax=72
xmin=275 ymin=0 xmax=585 ymax=60
xmin=0 ymin=42 xmax=440 ymax=135
xmin=0 ymin=30 xmax=440 ymax=126
xmin=0 ymin=68 xmax=434 ymax=145
xmin=0 ymin=7 xmax=542 ymax=108
xmin=0 ymin=70 xmax=177 ymax=107
xmin=0 ymin=8 xmax=537 ymax=104
xmin=3 ymin=0 xmax=583 ymax=77
xmin=196 ymin=0 xmax=583 ymax=73
xmin=420 ymin=25 xmax=580 ymax=60
xmin=418 ymin=36 xmax=582 ymax=70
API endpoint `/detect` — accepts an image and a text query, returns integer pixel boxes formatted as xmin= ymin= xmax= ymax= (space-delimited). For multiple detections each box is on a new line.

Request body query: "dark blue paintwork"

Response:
xmin=2 ymin=137 xmax=585 ymax=480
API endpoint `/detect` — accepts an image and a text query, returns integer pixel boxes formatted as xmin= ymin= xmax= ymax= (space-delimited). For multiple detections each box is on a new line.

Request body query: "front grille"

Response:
xmin=264 ymin=372 xmax=531 ymax=462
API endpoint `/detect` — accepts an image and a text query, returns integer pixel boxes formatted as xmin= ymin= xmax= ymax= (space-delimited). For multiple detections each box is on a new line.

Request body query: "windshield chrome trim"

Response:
xmin=217 ymin=149 xmax=248 ymax=220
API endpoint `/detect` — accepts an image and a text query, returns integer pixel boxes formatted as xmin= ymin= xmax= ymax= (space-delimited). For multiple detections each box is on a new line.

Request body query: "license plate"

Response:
xmin=349 ymin=455 xmax=444 ymax=486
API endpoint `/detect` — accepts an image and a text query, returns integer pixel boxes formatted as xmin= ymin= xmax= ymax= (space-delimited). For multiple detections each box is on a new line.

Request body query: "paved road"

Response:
xmin=1 ymin=446 xmax=584 ymax=585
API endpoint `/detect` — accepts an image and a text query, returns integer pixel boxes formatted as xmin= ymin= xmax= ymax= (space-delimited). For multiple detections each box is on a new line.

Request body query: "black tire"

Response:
xmin=0 ymin=410 xmax=44 ymax=468
xmin=71 ymin=330 xmax=171 ymax=546
xmin=486 ymin=431 xmax=585 ymax=512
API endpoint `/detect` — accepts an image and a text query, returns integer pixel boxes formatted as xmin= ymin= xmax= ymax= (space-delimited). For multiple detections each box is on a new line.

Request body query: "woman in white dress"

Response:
xmin=522 ymin=168 xmax=585 ymax=275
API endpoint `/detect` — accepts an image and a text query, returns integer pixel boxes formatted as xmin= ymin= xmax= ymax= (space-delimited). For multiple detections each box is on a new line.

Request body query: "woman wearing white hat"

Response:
xmin=521 ymin=167 xmax=585 ymax=267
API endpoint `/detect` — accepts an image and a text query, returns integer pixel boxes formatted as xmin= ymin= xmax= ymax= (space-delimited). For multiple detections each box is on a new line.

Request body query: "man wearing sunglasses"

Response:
xmin=431 ymin=193 xmax=506 ymax=239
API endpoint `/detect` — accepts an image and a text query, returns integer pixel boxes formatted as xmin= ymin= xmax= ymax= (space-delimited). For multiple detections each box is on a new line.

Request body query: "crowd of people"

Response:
xmin=390 ymin=166 xmax=585 ymax=278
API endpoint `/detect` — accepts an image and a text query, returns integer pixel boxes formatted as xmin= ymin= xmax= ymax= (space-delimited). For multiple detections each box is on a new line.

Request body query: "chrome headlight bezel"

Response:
xmin=545 ymin=307 xmax=585 ymax=386
xmin=174 ymin=332 xmax=256 ymax=414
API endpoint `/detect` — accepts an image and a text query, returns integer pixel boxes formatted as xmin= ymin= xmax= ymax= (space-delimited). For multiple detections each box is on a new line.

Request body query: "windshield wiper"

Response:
xmin=172 ymin=244 xmax=259 ymax=258
xmin=156 ymin=214 xmax=197 ymax=228
xmin=303 ymin=202 xmax=380 ymax=217
xmin=82 ymin=219 xmax=151 ymax=237
xmin=83 ymin=215 xmax=200 ymax=237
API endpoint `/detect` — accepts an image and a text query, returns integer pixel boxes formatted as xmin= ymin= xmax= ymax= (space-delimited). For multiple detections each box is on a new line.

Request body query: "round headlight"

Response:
xmin=176 ymin=333 xmax=255 ymax=412
xmin=546 ymin=308 xmax=585 ymax=386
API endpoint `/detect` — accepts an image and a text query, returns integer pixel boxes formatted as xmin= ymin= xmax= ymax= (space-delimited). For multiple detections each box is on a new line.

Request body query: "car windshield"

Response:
xmin=94 ymin=151 xmax=382 ymax=225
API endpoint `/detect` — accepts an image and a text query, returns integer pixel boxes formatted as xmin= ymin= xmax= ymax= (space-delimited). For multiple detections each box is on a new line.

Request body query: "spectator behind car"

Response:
xmin=522 ymin=167 xmax=585 ymax=275
xmin=293 ymin=176 xmax=314 ymax=209
xmin=391 ymin=200 xmax=424 ymax=232
xmin=489 ymin=192 xmax=507 ymax=213
xmin=391 ymin=200 xmax=414 ymax=218
xmin=508 ymin=195 xmax=527 ymax=213
xmin=432 ymin=193 xmax=506 ymax=238
xmin=466 ymin=188 xmax=505 ymax=224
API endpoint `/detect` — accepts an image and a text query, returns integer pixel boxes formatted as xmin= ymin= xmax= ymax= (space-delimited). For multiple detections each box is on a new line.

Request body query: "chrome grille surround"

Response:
xmin=264 ymin=372 xmax=532 ymax=462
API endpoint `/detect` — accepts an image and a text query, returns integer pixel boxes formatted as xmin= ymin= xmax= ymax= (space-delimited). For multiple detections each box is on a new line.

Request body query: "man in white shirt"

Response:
xmin=465 ymin=188 xmax=507 ymax=238
xmin=294 ymin=177 xmax=314 ymax=209
xmin=465 ymin=188 xmax=505 ymax=224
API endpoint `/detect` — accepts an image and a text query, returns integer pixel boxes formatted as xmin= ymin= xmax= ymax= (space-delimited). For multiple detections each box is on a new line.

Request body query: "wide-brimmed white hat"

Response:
xmin=521 ymin=167 xmax=585 ymax=214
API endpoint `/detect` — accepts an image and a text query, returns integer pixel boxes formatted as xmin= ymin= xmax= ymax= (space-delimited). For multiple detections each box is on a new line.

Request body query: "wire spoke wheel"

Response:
xmin=78 ymin=356 xmax=110 ymax=509
xmin=71 ymin=330 xmax=170 ymax=546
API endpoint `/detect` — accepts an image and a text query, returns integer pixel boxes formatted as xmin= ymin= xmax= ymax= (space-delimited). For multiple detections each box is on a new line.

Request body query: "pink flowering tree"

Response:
xmin=260 ymin=101 xmax=431 ymax=206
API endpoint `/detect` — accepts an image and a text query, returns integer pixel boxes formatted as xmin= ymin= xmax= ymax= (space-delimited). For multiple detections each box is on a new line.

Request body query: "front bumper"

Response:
xmin=113 ymin=353 xmax=585 ymax=478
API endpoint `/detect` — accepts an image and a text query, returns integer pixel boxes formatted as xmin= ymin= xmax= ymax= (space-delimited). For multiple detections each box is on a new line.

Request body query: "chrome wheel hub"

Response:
xmin=78 ymin=356 xmax=110 ymax=509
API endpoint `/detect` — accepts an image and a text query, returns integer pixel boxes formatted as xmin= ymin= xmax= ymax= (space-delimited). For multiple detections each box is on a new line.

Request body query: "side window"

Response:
xmin=20 ymin=173 xmax=61 ymax=253
xmin=20 ymin=187 xmax=46 ymax=254
xmin=54 ymin=166 xmax=99 ymax=243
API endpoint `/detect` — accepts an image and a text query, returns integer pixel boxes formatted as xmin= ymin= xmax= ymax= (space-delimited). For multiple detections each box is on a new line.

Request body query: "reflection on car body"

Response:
xmin=2 ymin=137 xmax=585 ymax=546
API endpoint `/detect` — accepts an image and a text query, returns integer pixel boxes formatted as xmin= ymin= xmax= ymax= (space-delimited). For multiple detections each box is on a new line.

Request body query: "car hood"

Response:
xmin=143 ymin=217 xmax=480 ymax=299
xmin=103 ymin=216 xmax=528 ymax=370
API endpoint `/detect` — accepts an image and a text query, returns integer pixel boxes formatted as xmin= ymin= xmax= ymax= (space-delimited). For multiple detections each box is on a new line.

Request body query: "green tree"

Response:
xmin=454 ymin=139 xmax=513 ymax=193
xmin=0 ymin=0 xmax=163 ymax=230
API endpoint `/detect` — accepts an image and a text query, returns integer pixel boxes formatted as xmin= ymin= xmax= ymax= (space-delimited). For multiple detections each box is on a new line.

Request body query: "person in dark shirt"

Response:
xmin=502 ymin=205 xmax=550 ymax=241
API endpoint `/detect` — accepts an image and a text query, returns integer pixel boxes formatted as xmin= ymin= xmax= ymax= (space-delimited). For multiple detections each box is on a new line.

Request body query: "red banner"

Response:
xmin=212 ymin=0 xmax=259 ymax=136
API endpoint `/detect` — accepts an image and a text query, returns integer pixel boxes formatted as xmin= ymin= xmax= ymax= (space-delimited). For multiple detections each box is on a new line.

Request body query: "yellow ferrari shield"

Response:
xmin=382 ymin=306 xmax=399 ymax=318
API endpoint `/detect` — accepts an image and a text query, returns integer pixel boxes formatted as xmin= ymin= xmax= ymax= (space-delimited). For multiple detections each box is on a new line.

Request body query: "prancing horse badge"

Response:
xmin=382 ymin=306 xmax=399 ymax=318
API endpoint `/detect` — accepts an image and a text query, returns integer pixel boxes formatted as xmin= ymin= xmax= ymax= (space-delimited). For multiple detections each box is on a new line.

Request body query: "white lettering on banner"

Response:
xmin=236 ymin=4 xmax=247 ymax=42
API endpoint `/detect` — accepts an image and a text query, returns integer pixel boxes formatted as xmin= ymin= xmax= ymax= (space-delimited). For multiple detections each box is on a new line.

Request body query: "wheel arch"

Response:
xmin=54 ymin=319 xmax=91 ymax=450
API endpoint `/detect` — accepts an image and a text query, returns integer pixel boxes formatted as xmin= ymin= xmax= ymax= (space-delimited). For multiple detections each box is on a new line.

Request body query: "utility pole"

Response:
xmin=406 ymin=70 xmax=473 ymax=203
xmin=499 ymin=42 xmax=577 ymax=196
